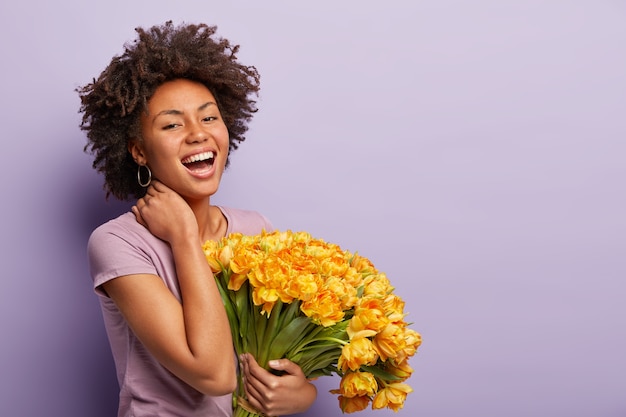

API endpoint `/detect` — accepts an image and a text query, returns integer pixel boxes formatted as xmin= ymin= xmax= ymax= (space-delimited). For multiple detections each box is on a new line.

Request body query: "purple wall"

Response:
xmin=1 ymin=1 xmax=624 ymax=416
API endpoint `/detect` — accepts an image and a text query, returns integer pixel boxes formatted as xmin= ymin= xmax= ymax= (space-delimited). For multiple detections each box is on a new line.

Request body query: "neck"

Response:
xmin=187 ymin=197 xmax=226 ymax=243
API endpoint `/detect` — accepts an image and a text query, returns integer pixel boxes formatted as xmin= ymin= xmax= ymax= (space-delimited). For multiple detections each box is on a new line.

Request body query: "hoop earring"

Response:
xmin=137 ymin=165 xmax=152 ymax=187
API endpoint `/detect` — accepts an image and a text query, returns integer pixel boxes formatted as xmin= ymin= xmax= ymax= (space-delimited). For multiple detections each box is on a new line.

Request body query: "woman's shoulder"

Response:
xmin=90 ymin=211 xmax=140 ymax=237
xmin=88 ymin=211 xmax=156 ymax=250
xmin=218 ymin=206 xmax=274 ymax=235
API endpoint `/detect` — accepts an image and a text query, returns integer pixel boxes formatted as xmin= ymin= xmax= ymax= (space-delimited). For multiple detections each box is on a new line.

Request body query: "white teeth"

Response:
xmin=182 ymin=151 xmax=214 ymax=164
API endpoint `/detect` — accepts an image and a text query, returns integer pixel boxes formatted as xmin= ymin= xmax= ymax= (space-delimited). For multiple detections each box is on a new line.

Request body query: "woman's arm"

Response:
xmin=101 ymin=181 xmax=236 ymax=396
xmin=240 ymin=353 xmax=317 ymax=416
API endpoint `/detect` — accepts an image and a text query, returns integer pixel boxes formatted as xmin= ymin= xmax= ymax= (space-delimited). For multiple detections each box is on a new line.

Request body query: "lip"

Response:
xmin=180 ymin=147 xmax=218 ymax=179
xmin=180 ymin=147 xmax=217 ymax=162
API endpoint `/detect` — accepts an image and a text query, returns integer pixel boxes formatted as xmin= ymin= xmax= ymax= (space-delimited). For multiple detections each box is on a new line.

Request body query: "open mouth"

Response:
xmin=181 ymin=151 xmax=215 ymax=172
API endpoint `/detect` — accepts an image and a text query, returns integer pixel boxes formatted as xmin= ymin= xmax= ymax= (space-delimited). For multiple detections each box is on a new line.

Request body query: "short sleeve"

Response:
xmin=88 ymin=219 xmax=158 ymax=297
xmin=220 ymin=207 xmax=274 ymax=235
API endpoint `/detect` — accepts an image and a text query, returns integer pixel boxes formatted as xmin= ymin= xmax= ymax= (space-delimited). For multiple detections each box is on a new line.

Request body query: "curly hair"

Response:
xmin=77 ymin=21 xmax=260 ymax=200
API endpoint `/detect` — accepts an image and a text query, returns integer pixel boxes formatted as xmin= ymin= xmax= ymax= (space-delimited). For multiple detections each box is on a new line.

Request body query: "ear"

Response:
xmin=128 ymin=139 xmax=147 ymax=165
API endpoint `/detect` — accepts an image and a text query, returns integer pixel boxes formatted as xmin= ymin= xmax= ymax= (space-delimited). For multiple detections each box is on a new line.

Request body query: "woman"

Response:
xmin=78 ymin=21 xmax=316 ymax=416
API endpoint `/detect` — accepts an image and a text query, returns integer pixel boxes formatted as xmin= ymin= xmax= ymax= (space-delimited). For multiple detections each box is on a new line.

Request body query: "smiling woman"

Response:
xmin=77 ymin=22 xmax=259 ymax=202
xmin=77 ymin=22 xmax=317 ymax=417
xmin=130 ymin=79 xmax=229 ymax=205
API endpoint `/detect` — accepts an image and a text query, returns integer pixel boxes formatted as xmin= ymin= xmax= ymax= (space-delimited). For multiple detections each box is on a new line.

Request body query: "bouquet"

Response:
xmin=203 ymin=230 xmax=421 ymax=415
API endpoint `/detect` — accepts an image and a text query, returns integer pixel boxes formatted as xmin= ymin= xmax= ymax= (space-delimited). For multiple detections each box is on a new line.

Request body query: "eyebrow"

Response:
xmin=154 ymin=101 xmax=217 ymax=118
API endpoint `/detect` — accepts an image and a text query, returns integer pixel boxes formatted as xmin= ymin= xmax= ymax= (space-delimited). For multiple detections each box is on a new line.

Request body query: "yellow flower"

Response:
xmin=248 ymin=257 xmax=285 ymax=290
xmin=300 ymin=289 xmax=344 ymax=327
xmin=363 ymin=273 xmax=393 ymax=298
xmin=339 ymin=371 xmax=378 ymax=398
xmin=205 ymin=256 xmax=222 ymax=273
xmin=283 ymin=272 xmax=319 ymax=302
xmin=304 ymin=238 xmax=339 ymax=259
xmin=398 ymin=328 xmax=422 ymax=361
xmin=350 ymin=253 xmax=377 ymax=274
xmin=337 ymin=395 xmax=370 ymax=414
xmin=383 ymin=358 xmax=413 ymax=381
xmin=217 ymin=245 xmax=233 ymax=269
xmin=320 ymin=253 xmax=350 ymax=277
xmin=324 ymin=276 xmax=358 ymax=310
xmin=342 ymin=266 xmax=365 ymax=288
xmin=251 ymin=286 xmax=279 ymax=316
xmin=202 ymin=229 xmax=421 ymax=414
xmin=372 ymin=382 xmax=413 ymax=412
xmin=373 ymin=323 xmax=407 ymax=361
xmin=228 ymin=272 xmax=248 ymax=291
xmin=348 ymin=298 xmax=388 ymax=338
xmin=382 ymin=293 xmax=406 ymax=323
xmin=230 ymin=245 xmax=260 ymax=276
xmin=202 ymin=241 xmax=222 ymax=272
xmin=338 ymin=337 xmax=379 ymax=372
xmin=282 ymin=246 xmax=317 ymax=274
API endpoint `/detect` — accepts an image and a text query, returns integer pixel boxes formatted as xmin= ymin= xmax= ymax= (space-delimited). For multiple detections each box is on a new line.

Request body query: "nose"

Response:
xmin=186 ymin=121 xmax=208 ymax=143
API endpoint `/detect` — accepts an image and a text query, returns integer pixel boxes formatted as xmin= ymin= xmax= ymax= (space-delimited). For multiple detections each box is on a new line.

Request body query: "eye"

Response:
xmin=202 ymin=116 xmax=218 ymax=122
xmin=162 ymin=123 xmax=180 ymax=130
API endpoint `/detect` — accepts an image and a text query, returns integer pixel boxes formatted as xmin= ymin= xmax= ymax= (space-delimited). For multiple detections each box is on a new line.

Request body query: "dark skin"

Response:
xmin=104 ymin=79 xmax=316 ymax=414
xmin=240 ymin=353 xmax=317 ymax=416
xmin=77 ymin=22 xmax=260 ymax=201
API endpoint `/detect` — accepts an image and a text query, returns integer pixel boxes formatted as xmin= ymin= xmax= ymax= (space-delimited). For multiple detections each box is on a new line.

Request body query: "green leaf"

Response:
xmin=307 ymin=365 xmax=339 ymax=379
xmin=274 ymin=299 xmax=301 ymax=333
xmin=252 ymin=304 xmax=267 ymax=363
xmin=234 ymin=282 xmax=251 ymax=347
xmin=266 ymin=316 xmax=316 ymax=360
xmin=259 ymin=299 xmax=285 ymax=365
xmin=295 ymin=345 xmax=343 ymax=376
xmin=360 ymin=365 xmax=404 ymax=381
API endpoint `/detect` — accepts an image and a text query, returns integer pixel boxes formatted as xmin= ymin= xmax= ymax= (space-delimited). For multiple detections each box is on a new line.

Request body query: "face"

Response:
xmin=130 ymin=79 xmax=230 ymax=200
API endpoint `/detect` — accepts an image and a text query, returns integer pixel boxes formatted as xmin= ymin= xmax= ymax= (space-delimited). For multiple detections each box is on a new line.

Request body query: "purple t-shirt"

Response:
xmin=88 ymin=206 xmax=273 ymax=417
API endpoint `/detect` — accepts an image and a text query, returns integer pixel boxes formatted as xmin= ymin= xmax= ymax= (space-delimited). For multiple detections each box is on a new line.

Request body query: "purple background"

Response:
xmin=1 ymin=1 xmax=625 ymax=416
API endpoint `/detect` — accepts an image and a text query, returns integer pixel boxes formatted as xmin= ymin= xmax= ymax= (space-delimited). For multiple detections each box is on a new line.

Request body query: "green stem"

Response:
xmin=290 ymin=336 xmax=348 ymax=356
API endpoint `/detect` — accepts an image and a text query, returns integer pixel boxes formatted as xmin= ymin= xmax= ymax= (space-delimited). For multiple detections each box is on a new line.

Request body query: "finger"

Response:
xmin=267 ymin=358 xmax=303 ymax=377
xmin=242 ymin=357 xmax=271 ymax=394
xmin=149 ymin=179 xmax=170 ymax=193
xmin=131 ymin=205 xmax=139 ymax=220
xmin=131 ymin=205 xmax=147 ymax=228
xmin=240 ymin=359 xmax=270 ymax=414
xmin=244 ymin=354 xmax=274 ymax=384
xmin=144 ymin=185 xmax=158 ymax=198
xmin=243 ymin=377 xmax=265 ymax=411
xmin=239 ymin=353 xmax=251 ymax=378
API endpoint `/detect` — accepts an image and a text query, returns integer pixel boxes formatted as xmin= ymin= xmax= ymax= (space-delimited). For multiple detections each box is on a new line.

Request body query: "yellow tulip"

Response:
xmin=350 ymin=253 xmax=377 ymax=274
xmin=373 ymin=323 xmax=406 ymax=361
xmin=252 ymin=286 xmax=279 ymax=315
xmin=320 ymin=254 xmax=350 ymax=277
xmin=227 ymin=272 xmax=248 ymax=291
xmin=338 ymin=337 xmax=379 ymax=372
xmin=205 ymin=256 xmax=222 ymax=273
xmin=363 ymin=273 xmax=394 ymax=298
xmin=339 ymin=371 xmax=378 ymax=398
xmin=204 ymin=229 xmax=420 ymax=414
xmin=324 ymin=276 xmax=358 ymax=310
xmin=372 ymin=382 xmax=412 ymax=412
xmin=230 ymin=247 xmax=259 ymax=275
xmin=348 ymin=298 xmax=388 ymax=338
xmin=283 ymin=272 xmax=319 ymax=301
xmin=202 ymin=241 xmax=222 ymax=272
xmin=383 ymin=294 xmax=406 ymax=323
xmin=301 ymin=289 xmax=344 ymax=327
xmin=399 ymin=328 xmax=422 ymax=360
xmin=217 ymin=245 xmax=233 ymax=268
xmin=342 ymin=266 xmax=365 ymax=288
xmin=304 ymin=239 xmax=339 ymax=259
xmin=383 ymin=358 xmax=413 ymax=380
xmin=337 ymin=395 xmax=370 ymax=413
